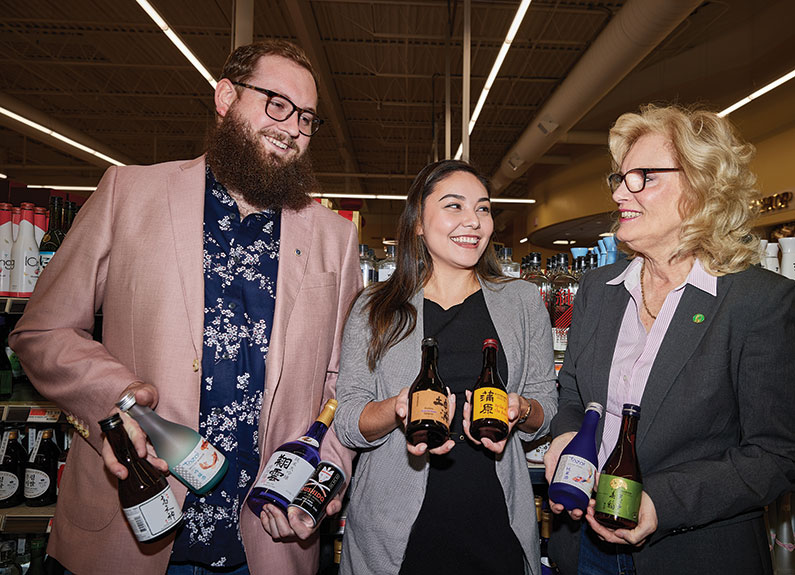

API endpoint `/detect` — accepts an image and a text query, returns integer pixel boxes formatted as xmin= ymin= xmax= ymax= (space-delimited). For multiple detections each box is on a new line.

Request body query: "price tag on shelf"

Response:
xmin=27 ymin=408 xmax=62 ymax=423
xmin=47 ymin=517 xmax=54 ymax=533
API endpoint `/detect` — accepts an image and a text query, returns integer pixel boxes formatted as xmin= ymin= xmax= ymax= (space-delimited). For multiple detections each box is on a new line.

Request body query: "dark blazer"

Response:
xmin=549 ymin=260 xmax=795 ymax=575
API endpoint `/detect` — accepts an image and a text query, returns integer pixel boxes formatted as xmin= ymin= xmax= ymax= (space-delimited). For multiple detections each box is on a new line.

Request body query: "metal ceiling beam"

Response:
xmin=285 ymin=0 xmax=364 ymax=194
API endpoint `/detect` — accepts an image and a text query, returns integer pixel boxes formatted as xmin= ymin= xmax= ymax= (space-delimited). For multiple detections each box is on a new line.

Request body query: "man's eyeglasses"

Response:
xmin=607 ymin=168 xmax=681 ymax=193
xmin=231 ymin=80 xmax=324 ymax=137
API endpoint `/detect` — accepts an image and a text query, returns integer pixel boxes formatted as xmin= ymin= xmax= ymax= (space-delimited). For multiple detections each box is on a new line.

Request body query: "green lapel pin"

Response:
xmin=692 ymin=313 xmax=705 ymax=324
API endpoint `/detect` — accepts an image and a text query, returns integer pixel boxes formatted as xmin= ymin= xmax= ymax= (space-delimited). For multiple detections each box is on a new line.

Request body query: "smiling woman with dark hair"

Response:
xmin=335 ymin=159 xmax=558 ymax=575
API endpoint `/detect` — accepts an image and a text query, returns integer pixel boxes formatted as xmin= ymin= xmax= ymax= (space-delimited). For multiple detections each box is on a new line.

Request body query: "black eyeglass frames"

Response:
xmin=230 ymin=80 xmax=324 ymax=137
xmin=607 ymin=168 xmax=681 ymax=193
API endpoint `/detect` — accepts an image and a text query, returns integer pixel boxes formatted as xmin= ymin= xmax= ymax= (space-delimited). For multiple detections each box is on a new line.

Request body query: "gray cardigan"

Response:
xmin=335 ymin=278 xmax=558 ymax=575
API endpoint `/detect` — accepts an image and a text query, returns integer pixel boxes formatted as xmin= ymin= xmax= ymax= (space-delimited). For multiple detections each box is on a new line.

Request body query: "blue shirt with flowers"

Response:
xmin=170 ymin=166 xmax=279 ymax=567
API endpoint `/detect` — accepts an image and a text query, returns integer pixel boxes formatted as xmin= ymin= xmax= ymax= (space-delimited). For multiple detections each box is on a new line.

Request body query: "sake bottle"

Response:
xmin=9 ymin=203 xmax=40 ymax=297
xmin=24 ymin=428 xmax=60 ymax=507
xmin=470 ymin=338 xmax=509 ymax=443
xmin=0 ymin=429 xmax=27 ymax=508
xmin=39 ymin=196 xmax=65 ymax=269
xmin=548 ymin=402 xmax=604 ymax=511
xmin=0 ymin=204 xmax=14 ymax=297
xmin=116 ymin=392 xmax=228 ymax=494
xmin=406 ymin=338 xmax=449 ymax=449
xmin=247 ymin=399 xmax=338 ymax=514
xmin=99 ymin=413 xmax=182 ymax=542
xmin=594 ymin=404 xmax=642 ymax=529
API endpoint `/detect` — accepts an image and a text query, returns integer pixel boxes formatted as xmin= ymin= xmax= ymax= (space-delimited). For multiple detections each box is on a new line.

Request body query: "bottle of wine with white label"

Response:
xmin=24 ymin=428 xmax=60 ymax=507
xmin=247 ymin=399 xmax=338 ymax=515
xmin=0 ymin=429 xmax=27 ymax=508
xmin=100 ymin=414 xmax=182 ymax=542
xmin=116 ymin=392 xmax=228 ymax=495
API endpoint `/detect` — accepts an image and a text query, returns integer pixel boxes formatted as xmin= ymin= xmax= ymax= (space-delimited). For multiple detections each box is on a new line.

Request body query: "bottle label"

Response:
xmin=123 ymin=484 xmax=182 ymax=541
xmin=23 ymin=469 xmax=50 ymax=498
xmin=0 ymin=432 xmax=9 ymax=462
xmin=552 ymin=454 xmax=596 ymax=496
xmin=377 ymin=267 xmax=395 ymax=282
xmin=173 ymin=438 xmax=226 ymax=491
xmin=552 ymin=327 xmax=568 ymax=351
xmin=409 ymin=390 xmax=448 ymax=425
xmin=255 ymin=450 xmax=315 ymax=502
xmin=39 ymin=252 xmax=55 ymax=269
xmin=472 ymin=387 xmax=508 ymax=424
xmin=297 ymin=436 xmax=319 ymax=448
xmin=28 ymin=431 xmax=43 ymax=463
xmin=0 ymin=471 xmax=19 ymax=500
xmin=594 ymin=473 xmax=642 ymax=522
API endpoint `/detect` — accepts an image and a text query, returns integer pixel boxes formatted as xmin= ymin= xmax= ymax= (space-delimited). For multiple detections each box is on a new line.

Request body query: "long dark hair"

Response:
xmin=363 ymin=159 xmax=504 ymax=370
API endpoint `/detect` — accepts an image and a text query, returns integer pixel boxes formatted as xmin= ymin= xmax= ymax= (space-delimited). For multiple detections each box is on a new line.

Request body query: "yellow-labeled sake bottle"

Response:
xmin=470 ymin=338 xmax=509 ymax=442
xmin=406 ymin=337 xmax=449 ymax=449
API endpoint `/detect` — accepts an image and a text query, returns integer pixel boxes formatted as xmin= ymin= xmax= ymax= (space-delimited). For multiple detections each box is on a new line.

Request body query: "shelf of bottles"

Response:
xmin=0 ymin=386 xmax=63 ymax=424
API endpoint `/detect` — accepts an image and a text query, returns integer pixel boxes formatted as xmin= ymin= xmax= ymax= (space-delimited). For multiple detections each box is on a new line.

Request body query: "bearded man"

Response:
xmin=10 ymin=40 xmax=361 ymax=575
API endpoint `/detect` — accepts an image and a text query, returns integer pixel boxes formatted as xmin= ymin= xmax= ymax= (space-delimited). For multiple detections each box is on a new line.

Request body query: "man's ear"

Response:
xmin=215 ymin=78 xmax=238 ymax=117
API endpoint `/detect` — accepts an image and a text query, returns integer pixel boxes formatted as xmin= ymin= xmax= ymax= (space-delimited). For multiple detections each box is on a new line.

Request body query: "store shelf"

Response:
xmin=0 ymin=504 xmax=55 ymax=533
xmin=527 ymin=462 xmax=546 ymax=485
xmin=0 ymin=386 xmax=63 ymax=423
xmin=0 ymin=297 xmax=29 ymax=314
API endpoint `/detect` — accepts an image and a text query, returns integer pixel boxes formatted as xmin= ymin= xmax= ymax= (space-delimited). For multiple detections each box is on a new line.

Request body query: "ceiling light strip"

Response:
xmin=27 ymin=185 xmax=97 ymax=191
xmin=0 ymin=107 xmax=126 ymax=167
xmin=455 ymin=0 xmax=532 ymax=160
xmin=312 ymin=193 xmax=534 ymax=204
xmin=718 ymin=67 xmax=795 ymax=117
xmin=136 ymin=0 xmax=218 ymax=89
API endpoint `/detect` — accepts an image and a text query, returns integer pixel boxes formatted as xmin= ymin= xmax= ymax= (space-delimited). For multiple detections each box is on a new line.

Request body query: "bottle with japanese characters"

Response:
xmin=406 ymin=337 xmax=449 ymax=449
xmin=116 ymin=392 xmax=228 ymax=494
xmin=548 ymin=402 xmax=603 ymax=511
xmin=547 ymin=254 xmax=577 ymax=362
xmin=247 ymin=399 xmax=338 ymax=515
xmin=594 ymin=404 xmax=642 ymax=529
xmin=24 ymin=428 xmax=60 ymax=507
xmin=38 ymin=196 xmax=65 ymax=270
xmin=470 ymin=338 xmax=509 ymax=442
xmin=0 ymin=429 xmax=27 ymax=508
xmin=99 ymin=413 xmax=182 ymax=542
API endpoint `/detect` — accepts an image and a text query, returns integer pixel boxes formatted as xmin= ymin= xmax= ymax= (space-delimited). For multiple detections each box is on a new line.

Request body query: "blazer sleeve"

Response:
xmin=644 ymin=275 xmax=795 ymax=536
xmin=9 ymin=167 xmax=143 ymax=452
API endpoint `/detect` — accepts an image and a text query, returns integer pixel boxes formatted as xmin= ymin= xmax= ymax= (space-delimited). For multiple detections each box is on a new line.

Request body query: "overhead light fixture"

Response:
xmin=136 ymin=0 xmax=217 ymax=89
xmin=312 ymin=192 xmax=535 ymax=205
xmin=491 ymin=198 xmax=535 ymax=204
xmin=599 ymin=232 xmax=614 ymax=237
xmin=0 ymin=173 xmax=6 ymax=179
xmin=0 ymin=107 xmax=126 ymax=167
xmin=382 ymin=238 xmax=398 ymax=246
xmin=27 ymin=185 xmax=97 ymax=191
xmin=455 ymin=0 xmax=532 ymax=160
xmin=718 ymin=66 xmax=795 ymax=117
xmin=553 ymin=239 xmax=575 ymax=245
xmin=519 ymin=237 xmax=528 ymax=244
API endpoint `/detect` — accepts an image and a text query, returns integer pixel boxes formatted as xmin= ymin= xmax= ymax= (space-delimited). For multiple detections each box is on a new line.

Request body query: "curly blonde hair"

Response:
xmin=609 ymin=104 xmax=760 ymax=275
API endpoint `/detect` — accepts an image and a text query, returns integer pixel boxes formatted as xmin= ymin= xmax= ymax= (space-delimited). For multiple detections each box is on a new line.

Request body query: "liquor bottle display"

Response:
xmin=594 ymin=404 xmax=642 ymax=529
xmin=99 ymin=413 xmax=182 ymax=542
xmin=406 ymin=337 xmax=449 ymax=449
xmin=24 ymin=428 xmax=60 ymax=507
xmin=0 ymin=429 xmax=27 ymax=508
xmin=116 ymin=392 xmax=228 ymax=494
xmin=38 ymin=196 xmax=65 ymax=269
xmin=247 ymin=399 xmax=338 ymax=514
xmin=470 ymin=338 xmax=509 ymax=443
xmin=548 ymin=402 xmax=604 ymax=511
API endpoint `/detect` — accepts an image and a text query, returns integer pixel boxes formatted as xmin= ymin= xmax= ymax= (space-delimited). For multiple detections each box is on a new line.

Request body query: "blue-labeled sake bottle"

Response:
xmin=247 ymin=398 xmax=337 ymax=515
xmin=548 ymin=402 xmax=604 ymax=511
xmin=594 ymin=403 xmax=642 ymax=529
xmin=116 ymin=392 xmax=228 ymax=495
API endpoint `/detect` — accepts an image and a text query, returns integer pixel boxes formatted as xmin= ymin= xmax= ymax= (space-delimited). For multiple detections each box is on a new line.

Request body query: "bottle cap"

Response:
xmin=621 ymin=403 xmax=641 ymax=417
xmin=98 ymin=413 xmax=124 ymax=432
xmin=482 ymin=338 xmax=499 ymax=351
xmin=116 ymin=391 xmax=137 ymax=412
xmin=585 ymin=402 xmax=604 ymax=417
xmin=421 ymin=337 xmax=437 ymax=347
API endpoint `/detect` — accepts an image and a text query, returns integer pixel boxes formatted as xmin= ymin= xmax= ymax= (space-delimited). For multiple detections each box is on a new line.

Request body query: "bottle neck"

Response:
xmin=421 ymin=344 xmax=439 ymax=379
xmin=105 ymin=424 xmax=137 ymax=467
xmin=618 ymin=413 xmax=639 ymax=445
xmin=47 ymin=199 xmax=62 ymax=232
xmin=580 ymin=408 xmax=601 ymax=435
xmin=304 ymin=419 xmax=330 ymax=444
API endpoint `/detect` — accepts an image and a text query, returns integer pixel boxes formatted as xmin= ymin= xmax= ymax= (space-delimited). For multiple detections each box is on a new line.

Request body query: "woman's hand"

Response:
xmin=584 ymin=487 xmax=658 ymax=547
xmin=260 ymin=496 xmax=343 ymax=541
xmin=543 ymin=432 xmax=582 ymax=518
xmin=462 ymin=390 xmax=524 ymax=455
xmin=401 ymin=387 xmax=456 ymax=456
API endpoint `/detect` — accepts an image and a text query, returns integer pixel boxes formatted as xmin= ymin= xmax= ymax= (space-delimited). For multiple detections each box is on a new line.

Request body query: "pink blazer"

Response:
xmin=10 ymin=156 xmax=362 ymax=575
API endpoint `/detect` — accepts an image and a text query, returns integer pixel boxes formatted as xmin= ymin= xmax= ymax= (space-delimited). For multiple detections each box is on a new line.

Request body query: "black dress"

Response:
xmin=399 ymin=290 xmax=525 ymax=575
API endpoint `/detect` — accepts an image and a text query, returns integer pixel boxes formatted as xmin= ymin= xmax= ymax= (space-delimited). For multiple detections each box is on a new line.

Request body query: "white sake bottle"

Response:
xmin=9 ymin=203 xmax=41 ymax=297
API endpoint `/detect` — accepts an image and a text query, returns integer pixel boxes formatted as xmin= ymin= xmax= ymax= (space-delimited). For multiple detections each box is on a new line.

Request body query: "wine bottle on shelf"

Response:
xmin=116 ymin=392 xmax=228 ymax=494
xmin=405 ymin=337 xmax=449 ymax=449
xmin=0 ymin=428 xmax=27 ymax=508
xmin=247 ymin=399 xmax=338 ymax=515
xmin=594 ymin=404 xmax=642 ymax=529
xmin=39 ymin=196 xmax=65 ymax=270
xmin=24 ymin=428 xmax=60 ymax=507
xmin=9 ymin=203 xmax=40 ymax=297
xmin=470 ymin=338 xmax=509 ymax=443
xmin=548 ymin=402 xmax=604 ymax=511
xmin=99 ymin=413 xmax=182 ymax=542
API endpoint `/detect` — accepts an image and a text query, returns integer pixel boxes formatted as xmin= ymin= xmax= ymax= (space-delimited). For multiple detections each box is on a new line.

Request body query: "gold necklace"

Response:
xmin=640 ymin=264 xmax=657 ymax=320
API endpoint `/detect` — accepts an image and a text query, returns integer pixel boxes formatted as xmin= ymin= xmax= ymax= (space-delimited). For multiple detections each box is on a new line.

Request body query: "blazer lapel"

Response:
xmin=166 ymin=156 xmax=206 ymax=360
xmin=589 ymin=282 xmax=631 ymax=410
xmin=265 ymin=208 xmax=313 ymax=396
xmin=638 ymin=276 xmax=731 ymax=444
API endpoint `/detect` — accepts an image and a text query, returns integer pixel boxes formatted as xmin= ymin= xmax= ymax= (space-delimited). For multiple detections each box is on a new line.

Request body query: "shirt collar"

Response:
xmin=606 ymin=257 xmax=717 ymax=297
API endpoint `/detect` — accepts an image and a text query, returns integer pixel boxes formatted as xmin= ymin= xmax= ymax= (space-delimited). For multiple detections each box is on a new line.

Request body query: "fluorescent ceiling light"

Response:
xmin=27 ymin=185 xmax=97 ymax=191
xmin=599 ymin=232 xmax=614 ymax=237
xmin=491 ymin=197 xmax=535 ymax=204
xmin=718 ymin=67 xmax=795 ymax=117
xmin=553 ymin=239 xmax=575 ymax=245
xmin=136 ymin=0 xmax=217 ymax=89
xmin=519 ymin=237 xmax=528 ymax=244
xmin=0 ymin=173 xmax=6 ymax=179
xmin=0 ymin=106 xmax=125 ymax=167
xmin=313 ymin=192 xmax=534 ymax=205
xmin=455 ymin=0 xmax=532 ymax=160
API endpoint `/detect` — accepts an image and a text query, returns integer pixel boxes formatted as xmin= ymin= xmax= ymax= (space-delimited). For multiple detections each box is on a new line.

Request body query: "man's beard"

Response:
xmin=205 ymin=108 xmax=316 ymax=211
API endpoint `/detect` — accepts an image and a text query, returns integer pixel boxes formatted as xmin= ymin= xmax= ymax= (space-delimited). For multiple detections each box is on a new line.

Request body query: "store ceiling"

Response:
xmin=1 ymin=0 xmax=794 ymax=248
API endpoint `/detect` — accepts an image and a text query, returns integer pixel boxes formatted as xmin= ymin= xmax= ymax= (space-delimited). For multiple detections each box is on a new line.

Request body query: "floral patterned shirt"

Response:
xmin=170 ymin=167 xmax=280 ymax=567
